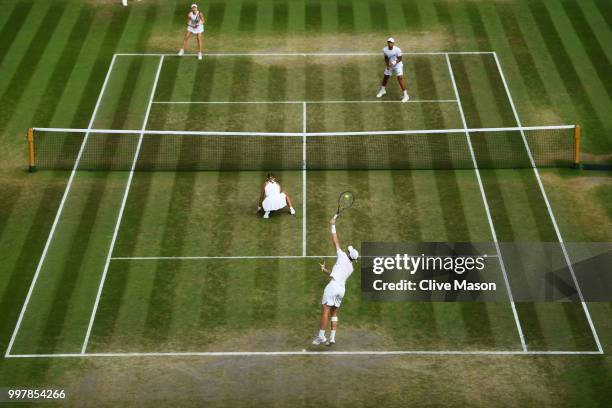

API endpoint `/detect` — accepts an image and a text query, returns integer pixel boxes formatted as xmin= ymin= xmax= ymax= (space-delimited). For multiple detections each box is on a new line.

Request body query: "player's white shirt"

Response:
xmin=262 ymin=181 xmax=287 ymax=212
xmin=330 ymin=249 xmax=353 ymax=285
xmin=189 ymin=11 xmax=203 ymax=26
xmin=264 ymin=181 xmax=281 ymax=197
xmin=383 ymin=45 xmax=403 ymax=65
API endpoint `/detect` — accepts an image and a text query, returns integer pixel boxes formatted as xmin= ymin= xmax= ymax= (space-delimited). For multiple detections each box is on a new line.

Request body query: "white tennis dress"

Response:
xmin=321 ymin=249 xmax=354 ymax=307
xmin=187 ymin=11 xmax=204 ymax=34
xmin=262 ymin=182 xmax=287 ymax=212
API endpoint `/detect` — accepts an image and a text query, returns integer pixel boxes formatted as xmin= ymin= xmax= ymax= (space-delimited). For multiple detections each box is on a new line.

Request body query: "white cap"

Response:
xmin=348 ymin=245 xmax=359 ymax=260
xmin=191 ymin=3 xmax=198 ymax=8
xmin=387 ymin=37 xmax=395 ymax=43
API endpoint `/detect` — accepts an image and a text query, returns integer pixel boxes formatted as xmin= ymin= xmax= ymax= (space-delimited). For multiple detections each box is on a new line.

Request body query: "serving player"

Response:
xmin=376 ymin=37 xmax=410 ymax=102
xmin=178 ymin=4 xmax=205 ymax=60
xmin=257 ymin=173 xmax=296 ymax=219
xmin=312 ymin=216 xmax=359 ymax=346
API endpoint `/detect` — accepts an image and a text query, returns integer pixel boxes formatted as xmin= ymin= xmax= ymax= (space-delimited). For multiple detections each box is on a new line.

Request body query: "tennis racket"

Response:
xmin=334 ymin=191 xmax=354 ymax=218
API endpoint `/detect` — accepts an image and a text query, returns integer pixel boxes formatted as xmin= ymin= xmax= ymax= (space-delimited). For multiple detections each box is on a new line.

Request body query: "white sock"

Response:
xmin=381 ymin=86 xmax=386 ymax=90
xmin=330 ymin=330 xmax=336 ymax=341
xmin=403 ymin=90 xmax=408 ymax=95
xmin=318 ymin=329 xmax=325 ymax=338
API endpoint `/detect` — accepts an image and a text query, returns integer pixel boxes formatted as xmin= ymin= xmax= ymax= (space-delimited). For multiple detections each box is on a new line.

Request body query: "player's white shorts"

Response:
xmin=187 ymin=25 xmax=204 ymax=34
xmin=321 ymin=280 xmax=345 ymax=307
xmin=262 ymin=192 xmax=287 ymax=212
xmin=384 ymin=62 xmax=404 ymax=77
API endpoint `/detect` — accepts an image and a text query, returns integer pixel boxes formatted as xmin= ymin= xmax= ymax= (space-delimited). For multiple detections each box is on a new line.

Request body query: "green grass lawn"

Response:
xmin=1 ymin=1 xmax=611 ymax=406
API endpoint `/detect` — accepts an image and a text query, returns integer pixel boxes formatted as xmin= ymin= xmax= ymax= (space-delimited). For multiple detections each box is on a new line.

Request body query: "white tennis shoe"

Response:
xmin=178 ymin=49 xmax=185 ymax=56
xmin=326 ymin=339 xmax=335 ymax=346
xmin=401 ymin=92 xmax=410 ymax=103
xmin=376 ymin=88 xmax=387 ymax=98
xmin=312 ymin=335 xmax=327 ymax=345
xmin=263 ymin=211 xmax=270 ymax=219
xmin=198 ymin=52 xmax=202 ymax=60
xmin=290 ymin=207 xmax=296 ymax=215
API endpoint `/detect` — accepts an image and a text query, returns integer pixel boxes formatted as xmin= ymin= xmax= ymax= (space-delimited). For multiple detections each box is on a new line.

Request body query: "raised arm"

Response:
xmin=329 ymin=216 xmax=341 ymax=251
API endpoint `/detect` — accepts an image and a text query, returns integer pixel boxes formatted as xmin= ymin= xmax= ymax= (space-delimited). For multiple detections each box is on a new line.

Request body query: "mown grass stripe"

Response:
xmin=44 ymin=5 xmax=158 ymax=353
xmin=368 ymin=0 xmax=389 ymax=32
xmin=34 ymin=176 xmax=110 ymax=353
xmin=382 ymin=58 xmax=441 ymax=344
xmin=69 ymin=7 xmax=132 ymax=128
xmin=0 ymin=182 xmax=63 ymax=356
xmin=0 ymin=2 xmax=124 ymax=354
xmin=593 ymin=0 xmax=612 ymax=32
xmin=560 ymin=1 xmax=612 ymax=101
xmin=493 ymin=3 xmax=553 ymax=109
xmin=141 ymin=117 xmax=200 ymax=343
xmin=413 ymin=56 xmax=471 ymax=241
xmin=30 ymin=5 xmax=94 ymax=126
xmin=0 ymin=1 xmax=66 ymax=134
xmin=34 ymin=57 xmax=158 ymax=354
xmin=239 ymin=0 xmax=257 ymax=33
xmin=273 ymin=0 xmax=289 ymax=33
xmin=0 ymin=1 xmax=32 ymax=67
xmin=337 ymin=0 xmax=354 ymax=32
xmin=305 ymin=0 xmax=322 ymax=32
xmin=206 ymin=1 xmax=227 ymax=38
xmin=528 ymin=1 xmax=610 ymax=153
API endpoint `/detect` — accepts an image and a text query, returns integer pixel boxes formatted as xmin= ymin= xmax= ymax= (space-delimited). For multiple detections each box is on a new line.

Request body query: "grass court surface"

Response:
xmin=1 ymin=0 xmax=611 ymax=406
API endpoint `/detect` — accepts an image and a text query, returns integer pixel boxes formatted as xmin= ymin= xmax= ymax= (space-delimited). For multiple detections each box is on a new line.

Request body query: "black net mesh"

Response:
xmin=31 ymin=126 xmax=576 ymax=171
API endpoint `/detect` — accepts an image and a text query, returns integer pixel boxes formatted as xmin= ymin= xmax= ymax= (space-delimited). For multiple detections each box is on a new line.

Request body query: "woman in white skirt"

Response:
xmin=178 ymin=4 xmax=205 ymax=60
xmin=257 ymin=174 xmax=296 ymax=219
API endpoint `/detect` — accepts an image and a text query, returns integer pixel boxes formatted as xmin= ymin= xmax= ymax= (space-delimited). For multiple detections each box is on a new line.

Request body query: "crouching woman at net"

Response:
xmin=257 ymin=173 xmax=296 ymax=219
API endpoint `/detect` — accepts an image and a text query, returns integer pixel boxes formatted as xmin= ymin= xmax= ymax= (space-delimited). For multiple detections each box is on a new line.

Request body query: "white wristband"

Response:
xmin=331 ymin=225 xmax=336 ymax=234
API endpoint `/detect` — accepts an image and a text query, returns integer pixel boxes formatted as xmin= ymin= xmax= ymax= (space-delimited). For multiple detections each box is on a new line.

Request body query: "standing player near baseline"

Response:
xmin=178 ymin=4 xmax=205 ymax=60
xmin=376 ymin=37 xmax=410 ymax=102
xmin=312 ymin=216 xmax=359 ymax=346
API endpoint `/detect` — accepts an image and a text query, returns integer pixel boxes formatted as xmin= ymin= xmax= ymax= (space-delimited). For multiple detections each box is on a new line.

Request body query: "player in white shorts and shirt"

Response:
xmin=376 ymin=37 xmax=410 ymax=102
xmin=312 ymin=216 xmax=359 ymax=346
xmin=257 ymin=173 xmax=296 ymax=219
xmin=178 ymin=4 xmax=205 ymax=60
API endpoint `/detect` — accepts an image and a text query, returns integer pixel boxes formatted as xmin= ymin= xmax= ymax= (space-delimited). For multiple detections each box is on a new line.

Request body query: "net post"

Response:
xmin=574 ymin=125 xmax=581 ymax=168
xmin=27 ymin=127 xmax=36 ymax=172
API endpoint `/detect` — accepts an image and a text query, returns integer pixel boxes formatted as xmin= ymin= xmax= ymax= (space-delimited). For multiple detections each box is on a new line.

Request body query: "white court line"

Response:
xmin=81 ymin=56 xmax=166 ymax=355
xmin=446 ymin=53 xmax=527 ymax=352
xmin=492 ymin=52 xmax=603 ymax=353
xmin=152 ymin=100 xmax=458 ymax=104
xmin=302 ymin=102 xmax=307 ymax=257
xmin=4 ymin=55 xmax=120 ymax=358
xmin=110 ymin=254 xmax=500 ymax=261
xmin=5 ymin=349 xmax=603 ymax=358
xmin=115 ymin=51 xmax=496 ymax=57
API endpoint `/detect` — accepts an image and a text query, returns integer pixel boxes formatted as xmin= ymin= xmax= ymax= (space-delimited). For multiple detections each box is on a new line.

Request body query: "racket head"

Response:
xmin=336 ymin=191 xmax=355 ymax=215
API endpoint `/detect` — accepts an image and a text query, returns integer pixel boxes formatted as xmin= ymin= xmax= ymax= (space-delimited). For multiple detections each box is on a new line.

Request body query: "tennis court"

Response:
xmin=6 ymin=51 xmax=601 ymax=357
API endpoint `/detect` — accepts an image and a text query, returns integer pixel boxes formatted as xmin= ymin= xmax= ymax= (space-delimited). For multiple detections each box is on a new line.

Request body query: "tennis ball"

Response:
xmin=344 ymin=193 xmax=350 ymax=199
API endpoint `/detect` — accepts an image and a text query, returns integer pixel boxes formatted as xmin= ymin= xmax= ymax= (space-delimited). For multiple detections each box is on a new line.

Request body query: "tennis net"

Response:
xmin=26 ymin=125 xmax=580 ymax=171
